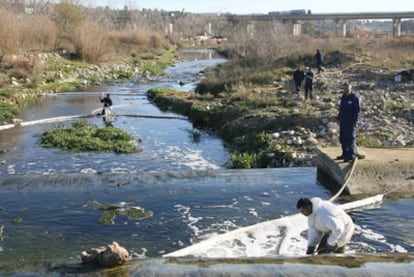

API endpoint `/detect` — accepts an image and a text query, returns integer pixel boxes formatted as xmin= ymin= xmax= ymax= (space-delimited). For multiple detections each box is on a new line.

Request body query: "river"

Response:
xmin=0 ymin=49 xmax=413 ymax=275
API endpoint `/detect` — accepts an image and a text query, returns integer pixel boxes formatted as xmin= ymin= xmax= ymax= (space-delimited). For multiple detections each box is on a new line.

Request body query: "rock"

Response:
xmin=356 ymin=150 xmax=367 ymax=159
xmin=293 ymin=136 xmax=302 ymax=146
xmin=305 ymin=136 xmax=319 ymax=145
xmin=286 ymin=151 xmax=297 ymax=161
xmin=328 ymin=128 xmax=338 ymax=135
xmin=12 ymin=118 xmax=23 ymax=124
xmin=272 ymin=132 xmax=280 ymax=139
xmin=81 ymin=241 xmax=129 ymax=267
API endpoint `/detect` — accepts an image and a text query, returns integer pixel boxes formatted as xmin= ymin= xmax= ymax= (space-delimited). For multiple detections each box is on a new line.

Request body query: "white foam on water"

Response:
xmin=164 ymin=213 xmax=309 ymax=258
xmin=130 ymin=247 xmax=147 ymax=259
xmin=243 ymin=196 xmax=253 ymax=202
xmin=355 ymin=224 xmax=408 ymax=253
xmin=110 ymin=167 xmax=131 ymax=173
xmin=248 ymin=208 xmax=259 ymax=217
xmin=80 ymin=168 xmax=97 ymax=174
xmin=163 ymin=146 xmax=220 ymax=170
xmin=164 ymin=194 xmax=386 ymax=258
xmin=197 ymin=220 xmax=240 ymax=241
xmin=7 ymin=164 xmax=15 ymax=175
xmin=174 ymin=204 xmax=204 ymax=240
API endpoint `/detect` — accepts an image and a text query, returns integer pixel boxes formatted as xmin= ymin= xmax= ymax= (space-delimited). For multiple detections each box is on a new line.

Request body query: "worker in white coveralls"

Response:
xmin=296 ymin=197 xmax=355 ymax=254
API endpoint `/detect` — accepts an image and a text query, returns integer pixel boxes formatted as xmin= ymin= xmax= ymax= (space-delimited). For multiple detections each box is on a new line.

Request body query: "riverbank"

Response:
xmin=147 ymin=59 xmax=414 ymax=169
xmin=2 ymin=47 xmax=414 ymax=170
xmin=316 ymin=146 xmax=414 ymax=198
xmin=0 ymin=49 xmax=177 ymax=123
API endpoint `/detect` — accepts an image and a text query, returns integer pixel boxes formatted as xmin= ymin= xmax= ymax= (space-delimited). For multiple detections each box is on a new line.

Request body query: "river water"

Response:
xmin=0 ymin=49 xmax=413 ymax=275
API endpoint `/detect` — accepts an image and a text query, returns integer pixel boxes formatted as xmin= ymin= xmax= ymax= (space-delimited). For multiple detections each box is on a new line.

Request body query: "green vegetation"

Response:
xmin=148 ymin=87 xmax=320 ymax=168
xmin=89 ymin=200 xmax=153 ymax=225
xmin=141 ymin=49 xmax=177 ymax=75
xmin=2 ymin=3 xmax=414 ymax=168
xmin=40 ymin=120 xmax=140 ymax=154
xmin=0 ymin=102 xmax=19 ymax=122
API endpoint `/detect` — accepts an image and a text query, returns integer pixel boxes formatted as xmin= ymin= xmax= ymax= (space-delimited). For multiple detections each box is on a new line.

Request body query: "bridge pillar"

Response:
xmin=341 ymin=20 xmax=348 ymax=37
xmin=292 ymin=20 xmax=302 ymax=36
xmin=335 ymin=19 xmax=348 ymax=37
xmin=167 ymin=23 xmax=173 ymax=36
xmin=334 ymin=19 xmax=347 ymax=37
xmin=247 ymin=23 xmax=255 ymax=37
xmin=393 ymin=18 xmax=401 ymax=37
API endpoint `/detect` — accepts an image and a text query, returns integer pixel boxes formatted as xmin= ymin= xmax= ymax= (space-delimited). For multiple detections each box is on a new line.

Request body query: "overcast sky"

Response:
xmin=87 ymin=0 xmax=414 ymax=14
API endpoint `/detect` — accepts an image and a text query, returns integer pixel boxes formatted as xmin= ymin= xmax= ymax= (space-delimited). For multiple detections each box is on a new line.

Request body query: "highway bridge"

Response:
xmin=227 ymin=12 xmax=414 ymax=37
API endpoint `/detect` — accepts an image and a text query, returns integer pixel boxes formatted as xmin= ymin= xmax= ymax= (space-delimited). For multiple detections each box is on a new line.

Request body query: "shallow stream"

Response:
xmin=0 ymin=49 xmax=412 ymax=275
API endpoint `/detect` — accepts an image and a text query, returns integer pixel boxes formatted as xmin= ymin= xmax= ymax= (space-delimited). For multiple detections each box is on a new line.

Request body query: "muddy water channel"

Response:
xmin=0 ymin=49 xmax=413 ymax=276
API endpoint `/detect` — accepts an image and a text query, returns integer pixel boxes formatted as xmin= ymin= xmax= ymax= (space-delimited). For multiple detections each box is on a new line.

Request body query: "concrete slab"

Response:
xmin=316 ymin=147 xmax=414 ymax=198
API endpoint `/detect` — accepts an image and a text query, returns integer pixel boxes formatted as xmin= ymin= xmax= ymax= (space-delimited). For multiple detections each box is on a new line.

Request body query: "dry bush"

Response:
xmin=0 ymin=8 xmax=19 ymax=54
xmin=0 ymin=54 xmax=42 ymax=79
xmin=225 ymin=21 xmax=292 ymax=68
xmin=52 ymin=1 xmax=84 ymax=34
xmin=18 ymin=16 xmax=57 ymax=52
xmin=109 ymin=29 xmax=169 ymax=50
xmin=72 ymin=23 xmax=109 ymax=64
xmin=0 ymin=8 xmax=56 ymax=54
xmin=366 ymin=38 xmax=414 ymax=68
xmin=0 ymin=72 xmax=8 ymax=88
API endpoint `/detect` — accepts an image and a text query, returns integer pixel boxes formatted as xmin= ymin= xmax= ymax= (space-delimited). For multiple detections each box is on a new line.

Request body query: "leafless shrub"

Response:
xmin=72 ymin=23 xmax=109 ymax=64
xmin=109 ymin=29 xmax=169 ymax=50
xmin=19 ymin=16 xmax=57 ymax=52
xmin=0 ymin=54 xmax=42 ymax=79
xmin=0 ymin=8 xmax=19 ymax=54
xmin=225 ymin=21 xmax=291 ymax=68
xmin=0 ymin=8 xmax=57 ymax=54
xmin=52 ymin=1 xmax=84 ymax=34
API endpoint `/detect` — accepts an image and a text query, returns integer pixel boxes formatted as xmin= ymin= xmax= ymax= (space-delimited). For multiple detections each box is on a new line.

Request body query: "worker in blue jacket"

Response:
xmin=337 ymin=83 xmax=360 ymax=162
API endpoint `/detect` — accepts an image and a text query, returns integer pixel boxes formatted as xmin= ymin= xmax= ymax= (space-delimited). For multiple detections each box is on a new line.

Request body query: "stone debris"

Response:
xmin=81 ymin=241 xmax=129 ymax=267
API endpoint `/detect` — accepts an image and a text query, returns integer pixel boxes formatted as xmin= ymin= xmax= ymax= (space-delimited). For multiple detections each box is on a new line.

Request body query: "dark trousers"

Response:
xmin=305 ymin=85 xmax=313 ymax=99
xmin=340 ymin=123 xmax=356 ymax=160
xmin=317 ymin=234 xmax=345 ymax=254
xmin=294 ymin=81 xmax=302 ymax=92
xmin=316 ymin=62 xmax=324 ymax=73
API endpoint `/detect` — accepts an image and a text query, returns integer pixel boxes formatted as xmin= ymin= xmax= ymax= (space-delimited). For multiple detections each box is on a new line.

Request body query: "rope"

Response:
xmin=90 ymin=103 xmax=139 ymax=115
xmin=328 ymin=156 xmax=412 ymax=201
xmin=115 ymin=114 xmax=187 ymax=120
xmin=383 ymin=181 xmax=413 ymax=196
xmin=329 ymin=157 xmax=359 ymax=202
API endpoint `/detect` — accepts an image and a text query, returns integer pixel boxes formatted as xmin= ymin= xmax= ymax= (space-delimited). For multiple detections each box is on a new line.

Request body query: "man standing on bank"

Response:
xmin=292 ymin=66 xmax=305 ymax=93
xmin=304 ymin=67 xmax=314 ymax=101
xmin=337 ymin=83 xmax=360 ymax=162
xmin=314 ymin=49 xmax=325 ymax=73
xmin=297 ymin=197 xmax=355 ymax=255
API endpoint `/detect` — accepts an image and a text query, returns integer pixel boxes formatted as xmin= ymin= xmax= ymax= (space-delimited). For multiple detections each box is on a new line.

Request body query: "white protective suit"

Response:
xmin=307 ymin=197 xmax=355 ymax=248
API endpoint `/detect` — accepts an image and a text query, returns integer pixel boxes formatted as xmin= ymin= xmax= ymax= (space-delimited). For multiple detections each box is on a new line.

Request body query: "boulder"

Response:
xmin=81 ymin=241 xmax=129 ymax=267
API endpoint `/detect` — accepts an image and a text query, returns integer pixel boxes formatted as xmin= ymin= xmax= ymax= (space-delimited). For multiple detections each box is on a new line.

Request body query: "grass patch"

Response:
xmin=141 ymin=49 xmax=177 ymax=75
xmin=0 ymin=102 xmax=19 ymax=122
xmin=357 ymin=135 xmax=382 ymax=148
xmin=40 ymin=120 xmax=139 ymax=154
